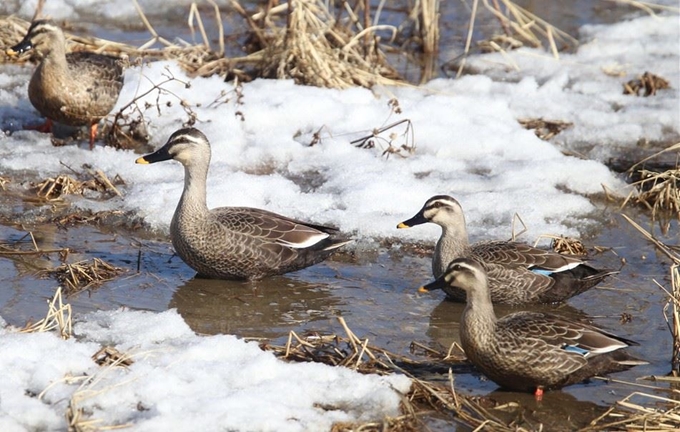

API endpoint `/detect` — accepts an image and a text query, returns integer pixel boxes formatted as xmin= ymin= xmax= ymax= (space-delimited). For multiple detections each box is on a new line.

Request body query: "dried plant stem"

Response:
xmin=622 ymin=214 xmax=680 ymax=374
xmin=671 ymin=264 xmax=680 ymax=372
xmin=20 ymin=287 xmax=72 ymax=339
xmin=421 ymin=0 xmax=440 ymax=54
xmin=457 ymin=0 xmax=479 ymax=78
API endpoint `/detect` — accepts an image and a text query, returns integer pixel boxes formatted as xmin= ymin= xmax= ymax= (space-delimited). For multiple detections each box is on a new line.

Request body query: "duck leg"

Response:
xmin=89 ymin=122 xmax=98 ymax=150
xmin=534 ymin=387 xmax=544 ymax=401
xmin=26 ymin=118 xmax=53 ymax=133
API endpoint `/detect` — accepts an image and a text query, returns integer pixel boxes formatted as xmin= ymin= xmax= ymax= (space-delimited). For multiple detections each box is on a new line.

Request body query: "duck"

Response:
xmin=6 ymin=19 xmax=125 ymax=149
xmin=442 ymin=257 xmax=645 ymax=398
xmin=135 ymin=127 xmax=351 ymax=281
xmin=398 ymin=195 xmax=616 ymax=305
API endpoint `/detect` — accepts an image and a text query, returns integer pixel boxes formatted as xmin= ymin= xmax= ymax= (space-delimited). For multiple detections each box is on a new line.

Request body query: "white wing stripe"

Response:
xmin=276 ymin=232 xmax=329 ymax=249
xmin=528 ymin=261 xmax=581 ymax=273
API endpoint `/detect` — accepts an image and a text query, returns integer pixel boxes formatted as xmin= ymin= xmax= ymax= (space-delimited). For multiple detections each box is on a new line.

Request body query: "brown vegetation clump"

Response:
xmin=92 ymin=346 xmax=134 ymax=368
xmin=550 ymin=235 xmax=587 ymax=256
xmin=624 ymin=71 xmax=670 ymax=96
xmin=518 ymin=118 xmax=573 ymax=141
xmin=45 ymin=258 xmax=126 ymax=296
xmin=20 ymin=287 xmax=72 ymax=339
xmin=249 ymin=0 xmax=403 ymax=88
xmin=33 ymin=168 xmax=123 ymax=202
xmin=629 ymin=168 xmax=680 ymax=216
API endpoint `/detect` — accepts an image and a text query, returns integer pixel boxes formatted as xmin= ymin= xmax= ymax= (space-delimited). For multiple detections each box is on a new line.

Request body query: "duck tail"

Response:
xmin=323 ymin=239 xmax=353 ymax=251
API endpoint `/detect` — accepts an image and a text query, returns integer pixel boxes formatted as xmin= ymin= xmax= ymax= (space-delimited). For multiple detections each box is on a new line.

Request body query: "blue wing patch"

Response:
xmin=531 ymin=268 xmax=554 ymax=276
xmin=562 ymin=345 xmax=590 ymax=357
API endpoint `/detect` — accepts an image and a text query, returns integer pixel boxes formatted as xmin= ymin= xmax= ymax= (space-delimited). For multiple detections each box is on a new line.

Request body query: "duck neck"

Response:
xmin=434 ymin=223 xmax=469 ymax=277
xmin=174 ymin=162 xmax=210 ymax=226
xmin=42 ymin=32 xmax=69 ymax=71
xmin=461 ymin=281 xmax=498 ymax=346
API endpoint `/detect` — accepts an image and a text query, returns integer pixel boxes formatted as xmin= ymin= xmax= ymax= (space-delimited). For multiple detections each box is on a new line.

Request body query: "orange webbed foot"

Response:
xmin=534 ymin=387 xmax=544 ymax=402
xmin=88 ymin=123 xmax=98 ymax=150
xmin=25 ymin=118 xmax=54 ymax=133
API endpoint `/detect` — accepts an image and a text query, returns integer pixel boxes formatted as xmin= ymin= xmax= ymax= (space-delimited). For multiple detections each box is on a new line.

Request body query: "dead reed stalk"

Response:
xmin=621 ymin=214 xmax=680 ymax=373
xmin=450 ymin=0 xmax=577 ymax=77
xmin=419 ymin=0 xmax=440 ymax=55
xmin=33 ymin=163 xmax=125 ymax=201
xmin=262 ymin=316 xmax=541 ymax=430
xmin=45 ymin=258 xmax=126 ymax=296
xmin=20 ymin=287 xmax=72 ymax=339
xmin=584 ymin=391 xmax=680 ymax=431
xmin=621 ymin=142 xmax=680 ymax=225
xmin=254 ymin=0 xmax=403 ymax=88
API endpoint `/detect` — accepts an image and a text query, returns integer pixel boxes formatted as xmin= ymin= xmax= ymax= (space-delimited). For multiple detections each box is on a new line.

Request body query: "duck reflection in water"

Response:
xmin=169 ymin=275 xmax=346 ymax=339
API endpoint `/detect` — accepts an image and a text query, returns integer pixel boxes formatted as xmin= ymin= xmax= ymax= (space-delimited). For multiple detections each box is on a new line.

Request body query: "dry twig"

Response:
xmin=20 ymin=287 xmax=72 ymax=339
xmin=624 ymin=72 xmax=671 ymax=96
xmin=518 ymin=118 xmax=573 ymax=141
xmin=44 ymin=258 xmax=126 ymax=296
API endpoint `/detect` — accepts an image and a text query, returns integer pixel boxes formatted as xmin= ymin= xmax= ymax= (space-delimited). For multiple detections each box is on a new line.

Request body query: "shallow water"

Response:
xmin=0 ymin=201 xmax=675 ymax=429
xmin=1 ymin=2 xmax=677 ymax=430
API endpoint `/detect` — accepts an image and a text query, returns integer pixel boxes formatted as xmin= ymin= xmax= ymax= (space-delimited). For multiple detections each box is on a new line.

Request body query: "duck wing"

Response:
xmin=472 ymin=241 xmax=584 ymax=271
xmin=501 ymin=311 xmax=635 ymax=357
xmin=215 ymin=206 xmax=343 ymax=254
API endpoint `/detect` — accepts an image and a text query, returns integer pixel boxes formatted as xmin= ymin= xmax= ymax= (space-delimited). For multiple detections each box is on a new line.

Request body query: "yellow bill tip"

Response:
xmin=397 ymin=222 xmax=409 ymax=229
xmin=5 ymin=48 xmax=17 ymax=57
xmin=135 ymin=156 xmax=150 ymax=164
xmin=418 ymin=286 xmax=429 ymax=294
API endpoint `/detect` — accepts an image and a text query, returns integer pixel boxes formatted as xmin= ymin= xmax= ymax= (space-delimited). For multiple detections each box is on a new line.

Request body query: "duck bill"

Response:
xmin=418 ymin=277 xmax=445 ymax=293
xmin=7 ymin=38 xmax=33 ymax=56
xmin=397 ymin=211 xmax=427 ymax=229
xmin=135 ymin=146 xmax=172 ymax=164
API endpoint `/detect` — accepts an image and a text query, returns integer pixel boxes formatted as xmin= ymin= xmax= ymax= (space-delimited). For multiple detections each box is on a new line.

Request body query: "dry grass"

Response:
xmin=3 ymin=0 xmax=408 ymax=89
xmin=483 ymin=0 xmax=577 ymax=56
xmin=0 ymin=231 xmax=70 ymax=259
xmin=261 ymin=315 xmax=680 ymax=430
xmin=534 ymin=234 xmax=588 ymax=256
xmin=260 ymin=317 xmax=510 ymax=430
xmin=622 ymin=215 xmax=680 ymax=374
xmin=449 ymin=0 xmax=578 ymax=77
xmin=48 ymin=210 xmax=129 ymax=228
xmin=65 ymin=347 xmax=136 ymax=432
xmin=248 ymin=0 xmax=404 ymax=88
xmin=350 ymin=118 xmax=416 ymax=159
xmin=449 ymin=0 xmax=679 ymax=78
xmin=627 ymin=168 xmax=680 ymax=215
xmin=33 ymin=164 xmax=124 ymax=202
xmin=11 ymin=283 xmax=680 ymax=430
xmin=20 ymin=287 xmax=72 ymax=339
xmin=92 ymin=346 xmax=134 ymax=368
xmin=44 ymin=258 xmax=126 ymax=296
xmin=518 ymin=118 xmax=573 ymax=141
xmin=621 ymin=143 xmax=680 ymax=225
xmin=624 ymin=71 xmax=671 ymax=97
xmin=583 ymin=391 xmax=680 ymax=431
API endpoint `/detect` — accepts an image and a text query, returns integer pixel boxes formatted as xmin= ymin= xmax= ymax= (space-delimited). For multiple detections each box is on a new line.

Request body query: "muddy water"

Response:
xmin=0 ymin=199 xmax=675 ymax=430
xmin=1 ymin=2 xmax=677 ymax=430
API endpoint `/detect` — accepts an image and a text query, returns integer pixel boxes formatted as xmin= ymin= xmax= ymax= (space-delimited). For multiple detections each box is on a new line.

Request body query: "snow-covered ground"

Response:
xmin=0 ymin=309 xmax=410 ymax=431
xmin=0 ymin=2 xmax=677 ymax=430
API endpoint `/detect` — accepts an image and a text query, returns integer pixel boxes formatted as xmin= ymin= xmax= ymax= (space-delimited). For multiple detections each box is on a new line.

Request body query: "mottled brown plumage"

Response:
xmin=399 ymin=195 xmax=615 ymax=305
xmin=136 ymin=128 xmax=351 ymax=280
xmin=7 ymin=20 xmax=124 ymax=149
xmin=446 ymin=258 xmax=645 ymax=393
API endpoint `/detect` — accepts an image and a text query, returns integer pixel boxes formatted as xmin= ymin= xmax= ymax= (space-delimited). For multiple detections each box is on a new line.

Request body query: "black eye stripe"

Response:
xmin=427 ymin=200 xmax=451 ymax=210
xmin=25 ymin=20 xmax=59 ymax=38
xmin=29 ymin=29 xmax=52 ymax=39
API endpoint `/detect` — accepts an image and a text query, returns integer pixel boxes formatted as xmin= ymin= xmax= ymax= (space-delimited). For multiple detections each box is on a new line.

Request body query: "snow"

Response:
xmin=0 ymin=310 xmax=410 ymax=431
xmin=0 ymin=3 xmax=678 ymax=430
